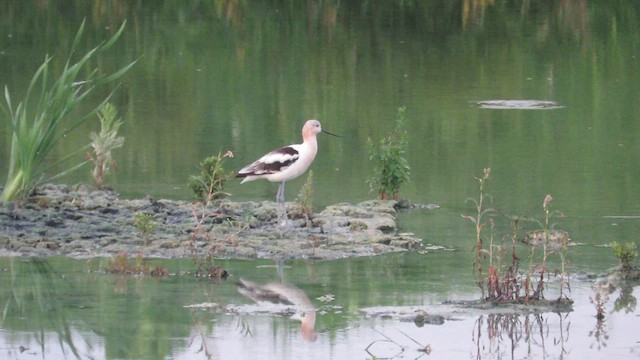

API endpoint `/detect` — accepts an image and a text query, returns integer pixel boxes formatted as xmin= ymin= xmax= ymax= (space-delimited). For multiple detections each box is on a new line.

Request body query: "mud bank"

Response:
xmin=0 ymin=184 xmax=425 ymax=260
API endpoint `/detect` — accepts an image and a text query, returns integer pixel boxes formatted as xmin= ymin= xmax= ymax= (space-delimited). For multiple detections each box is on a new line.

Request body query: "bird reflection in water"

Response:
xmin=237 ymin=278 xmax=318 ymax=342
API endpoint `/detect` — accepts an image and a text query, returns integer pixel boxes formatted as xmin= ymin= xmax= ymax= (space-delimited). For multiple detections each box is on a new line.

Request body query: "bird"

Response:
xmin=237 ymin=278 xmax=318 ymax=342
xmin=235 ymin=119 xmax=340 ymax=227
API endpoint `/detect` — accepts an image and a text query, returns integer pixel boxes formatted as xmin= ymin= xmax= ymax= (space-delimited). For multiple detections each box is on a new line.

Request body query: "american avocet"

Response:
xmin=237 ymin=278 xmax=317 ymax=342
xmin=235 ymin=119 xmax=340 ymax=227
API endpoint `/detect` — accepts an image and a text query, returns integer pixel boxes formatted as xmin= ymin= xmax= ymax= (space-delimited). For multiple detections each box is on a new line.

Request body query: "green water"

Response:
xmin=0 ymin=255 xmax=637 ymax=359
xmin=1 ymin=1 xmax=639 ymax=359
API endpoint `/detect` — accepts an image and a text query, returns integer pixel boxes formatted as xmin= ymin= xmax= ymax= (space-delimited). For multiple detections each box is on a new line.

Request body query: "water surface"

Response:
xmin=1 ymin=1 xmax=639 ymax=359
xmin=0 ymin=255 xmax=638 ymax=359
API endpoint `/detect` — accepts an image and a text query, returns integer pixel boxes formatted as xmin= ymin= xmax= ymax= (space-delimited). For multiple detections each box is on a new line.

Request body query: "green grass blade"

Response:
xmin=1 ymin=21 xmax=135 ymax=201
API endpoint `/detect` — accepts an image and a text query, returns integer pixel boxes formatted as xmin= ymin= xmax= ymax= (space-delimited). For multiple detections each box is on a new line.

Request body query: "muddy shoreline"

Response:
xmin=0 ymin=184 xmax=425 ymax=260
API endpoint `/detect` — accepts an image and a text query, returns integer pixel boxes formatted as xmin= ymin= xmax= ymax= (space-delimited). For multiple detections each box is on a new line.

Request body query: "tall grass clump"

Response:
xmin=1 ymin=21 xmax=135 ymax=201
xmin=367 ymin=106 xmax=411 ymax=200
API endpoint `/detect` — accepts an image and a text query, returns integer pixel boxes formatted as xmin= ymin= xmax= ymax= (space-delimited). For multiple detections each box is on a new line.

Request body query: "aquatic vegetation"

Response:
xmin=462 ymin=167 xmax=495 ymax=299
xmin=86 ymin=102 xmax=124 ymax=188
xmin=188 ymin=206 xmax=241 ymax=279
xmin=1 ymin=21 xmax=135 ymax=201
xmin=367 ymin=107 xmax=411 ymax=200
xmin=106 ymin=252 xmax=168 ymax=276
xmin=292 ymin=170 xmax=314 ymax=221
xmin=525 ymin=194 xmax=571 ymax=299
xmin=133 ymin=212 xmax=157 ymax=245
xmin=610 ymin=241 xmax=638 ymax=272
xmin=188 ymin=160 xmax=240 ymax=280
xmin=463 ymin=169 xmax=572 ymax=304
xmin=188 ymin=151 xmax=234 ymax=202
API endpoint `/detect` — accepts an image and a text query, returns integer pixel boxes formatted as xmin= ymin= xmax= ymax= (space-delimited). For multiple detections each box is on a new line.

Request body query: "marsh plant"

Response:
xmin=367 ymin=106 xmax=411 ymax=200
xmin=106 ymin=253 xmax=168 ymax=276
xmin=524 ymin=194 xmax=571 ymax=299
xmin=188 ymin=150 xmax=234 ymax=202
xmin=292 ymin=170 xmax=314 ymax=220
xmin=610 ymin=241 xmax=638 ymax=272
xmin=188 ymin=150 xmax=238 ymax=280
xmin=86 ymin=102 xmax=124 ymax=188
xmin=1 ymin=21 xmax=135 ymax=201
xmin=463 ymin=168 xmax=572 ymax=304
xmin=462 ymin=168 xmax=495 ymax=299
xmin=133 ymin=212 xmax=157 ymax=245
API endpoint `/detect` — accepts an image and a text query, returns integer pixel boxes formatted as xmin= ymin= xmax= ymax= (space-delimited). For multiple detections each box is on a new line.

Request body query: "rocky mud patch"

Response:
xmin=0 ymin=184 xmax=424 ymax=260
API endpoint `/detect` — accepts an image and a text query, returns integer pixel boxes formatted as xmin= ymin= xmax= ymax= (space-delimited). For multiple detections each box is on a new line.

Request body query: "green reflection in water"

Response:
xmin=0 ymin=253 xmax=475 ymax=358
xmin=0 ymin=250 xmax=637 ymax=359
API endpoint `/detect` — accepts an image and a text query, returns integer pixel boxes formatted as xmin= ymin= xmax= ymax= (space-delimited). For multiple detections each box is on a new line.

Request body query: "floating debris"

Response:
xmin=474 ymin=100 xmax=564 ymax=110
xmin=316 ymin=294 xmax=336 ymax=303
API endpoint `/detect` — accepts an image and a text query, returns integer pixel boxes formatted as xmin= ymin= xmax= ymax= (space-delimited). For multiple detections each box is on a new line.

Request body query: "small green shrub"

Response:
xmin=611 ymin=241 xmax=638 ymax=271
xmin=188 ymin=151 xmax=234 ymax=202
xmin=367 ymin=107 xmax=411 ymax=200
xmin=86 ymin=102 xmax=124 ymax=188
xmin=133 ymin=212 xmax=156 ymax=245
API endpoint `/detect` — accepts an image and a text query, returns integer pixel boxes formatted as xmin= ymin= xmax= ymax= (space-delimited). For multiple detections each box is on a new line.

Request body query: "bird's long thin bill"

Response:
xmin=322 ymin=129 xmax=342 ymax=137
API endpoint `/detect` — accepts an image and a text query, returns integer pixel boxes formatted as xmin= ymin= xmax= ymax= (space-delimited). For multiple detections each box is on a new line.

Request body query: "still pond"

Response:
xmin=0 ymin=1 xmax=639 ymax=359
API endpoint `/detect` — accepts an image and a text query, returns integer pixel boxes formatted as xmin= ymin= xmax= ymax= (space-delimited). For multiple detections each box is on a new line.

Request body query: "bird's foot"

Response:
xmin=278 ymin=217 xmax=292 ymax=231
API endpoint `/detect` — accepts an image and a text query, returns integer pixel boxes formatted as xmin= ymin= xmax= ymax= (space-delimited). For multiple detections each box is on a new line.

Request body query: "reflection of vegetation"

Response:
xmin=613 ymin=285 xmax=637 ymax=314
xmin=588 ymin=311 xmax=609 ymax=351
xmin=1 ymin=258 xmax=84 ymax=358
xmin=473 ymin=312 xmax=569 ymax=359
xmin=463 ymin=169 xmax=571 ymax=304
xmin=0 ymin=257 xmax=216 ymax=359
xmin=590 ymin=287 xmax=609 ymax=321
xmin=1 ymin=21 xmax=135 ymax=201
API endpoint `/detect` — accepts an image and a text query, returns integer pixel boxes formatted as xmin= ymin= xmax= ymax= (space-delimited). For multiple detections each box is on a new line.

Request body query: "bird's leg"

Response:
xmin=276 ymin=182 xmax=288 ymax=227
xmin=276 ymin=258 xmax=285 ymax=282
